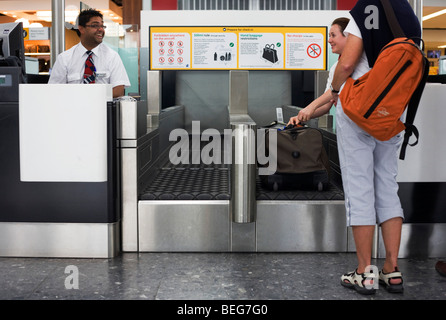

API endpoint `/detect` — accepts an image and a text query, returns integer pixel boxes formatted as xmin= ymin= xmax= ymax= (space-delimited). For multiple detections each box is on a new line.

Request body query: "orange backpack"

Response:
xmin=339 ymin=0 xmax=429 ymax=160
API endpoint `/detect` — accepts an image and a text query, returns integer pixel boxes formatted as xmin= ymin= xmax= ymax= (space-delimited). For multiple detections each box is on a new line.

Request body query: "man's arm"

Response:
xmin=112 ymin=85 xmax=125 ymax=98
xmin=47 ymin=56 xmax=67 ymax=84
xmin=109 ymin=51 xmax=130 ymax=98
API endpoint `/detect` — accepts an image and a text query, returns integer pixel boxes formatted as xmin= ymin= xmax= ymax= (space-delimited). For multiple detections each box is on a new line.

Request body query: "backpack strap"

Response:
xmin=380 ymin=0 xmax=406 ymax=38
xmin=399 ymin=56 xmax=430 ymax=160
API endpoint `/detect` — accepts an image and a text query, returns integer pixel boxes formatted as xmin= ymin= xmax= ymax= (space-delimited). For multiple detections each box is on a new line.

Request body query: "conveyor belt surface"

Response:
xmin=139 ymin=160 xmax=344 ymax=201
xmin=140 ymin=162 xmax=231 ymax=200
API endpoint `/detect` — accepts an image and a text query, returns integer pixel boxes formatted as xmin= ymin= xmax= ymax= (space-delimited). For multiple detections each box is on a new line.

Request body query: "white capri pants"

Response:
xmin=336 ymin=103 xmax=404 ymax=226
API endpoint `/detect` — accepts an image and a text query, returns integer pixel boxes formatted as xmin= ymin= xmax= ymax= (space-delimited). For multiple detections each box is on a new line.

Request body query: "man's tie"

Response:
xmin=83 ymin=50 xmax=96 ymax=84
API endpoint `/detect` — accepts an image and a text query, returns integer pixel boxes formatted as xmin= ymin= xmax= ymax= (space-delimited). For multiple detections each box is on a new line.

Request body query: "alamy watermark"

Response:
xmin=64 ymin=265 xmax=79 ymax=290
xmin=168 ymin=121 xmax=277 ymax=175
xmin=364 ymin=265 xmax=379 ymax=290
xmin=365 ymin=5 xmax=379 ymax=30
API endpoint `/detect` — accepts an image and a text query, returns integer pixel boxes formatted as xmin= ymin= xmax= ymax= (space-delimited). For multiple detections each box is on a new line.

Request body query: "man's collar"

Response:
xmin=79 ymin=42 xmax=101 ymax=55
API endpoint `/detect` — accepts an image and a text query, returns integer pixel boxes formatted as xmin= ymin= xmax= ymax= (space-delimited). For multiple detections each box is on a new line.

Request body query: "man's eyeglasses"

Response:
xmin=85 ymin=24 xmax=107 ymax=30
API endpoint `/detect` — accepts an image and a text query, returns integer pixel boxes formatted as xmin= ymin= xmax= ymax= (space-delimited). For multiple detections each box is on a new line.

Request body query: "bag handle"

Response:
xmin=380 ymin=0 xmax=405 ymax=38
xmin=399 ymin=56 xmax=430 ymax=160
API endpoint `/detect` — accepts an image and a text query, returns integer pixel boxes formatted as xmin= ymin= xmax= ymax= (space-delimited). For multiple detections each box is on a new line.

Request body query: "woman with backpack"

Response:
xmin=329 ymin=0 xmax=422 ymax=295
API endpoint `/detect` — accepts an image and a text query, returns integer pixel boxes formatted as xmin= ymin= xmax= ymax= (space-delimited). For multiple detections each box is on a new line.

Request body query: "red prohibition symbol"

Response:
xmin=307 ymin=43 xmax=321 ymax=58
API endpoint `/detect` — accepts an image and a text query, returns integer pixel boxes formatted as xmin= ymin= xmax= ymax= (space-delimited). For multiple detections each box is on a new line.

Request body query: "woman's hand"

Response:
xmin=287 ymin=115 xmax=300 ymax=126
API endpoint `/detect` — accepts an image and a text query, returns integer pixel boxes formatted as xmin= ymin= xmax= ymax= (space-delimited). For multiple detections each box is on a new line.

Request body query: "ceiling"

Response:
xmin=0 ymin=0 xmax=123 ymax=25
xmin=423 ymin=6 xmax=446 ymax=49
xmin=423 ymin=6 xmax=446 ymax=29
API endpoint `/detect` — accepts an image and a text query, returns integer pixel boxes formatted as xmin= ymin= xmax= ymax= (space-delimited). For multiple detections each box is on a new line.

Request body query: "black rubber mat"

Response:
xmin=140 ymin=164 xmax=231 ymax=200
xmin=139 ymin=162 xmax=344 ymax=201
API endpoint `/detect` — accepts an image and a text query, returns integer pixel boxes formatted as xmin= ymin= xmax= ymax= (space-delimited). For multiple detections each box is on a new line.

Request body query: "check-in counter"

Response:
xmin=0 ymin=84 xmax=120 ymax=258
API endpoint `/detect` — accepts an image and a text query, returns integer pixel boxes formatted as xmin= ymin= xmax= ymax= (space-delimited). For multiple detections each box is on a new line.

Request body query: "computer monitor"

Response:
xmin=0 ymin=22 xmax=26 ymax=82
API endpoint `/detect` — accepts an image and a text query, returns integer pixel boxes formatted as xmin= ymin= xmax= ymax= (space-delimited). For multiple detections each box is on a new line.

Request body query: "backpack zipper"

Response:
xmin=363 ymin=59 xmax=413 ymax=119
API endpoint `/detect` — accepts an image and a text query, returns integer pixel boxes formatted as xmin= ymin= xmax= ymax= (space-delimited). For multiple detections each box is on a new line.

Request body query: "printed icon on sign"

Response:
xmin=159 ymin=57 xmax=165 ymax=63
xmin=262 ymin=44 xmax=278 ymax=64
xmin=168 ymin=41 xmax=174 ymax=47
xmin=213 ymin=44 xmax=232 ymax=64
xmin=177 ymin=48 xmax=183 ymax=55
xmin=168 ymin=48 xmax=174 ymax=55
xmin=307 ymin=43 xmax=321 ymax=58
xmin=159 ymin=48 xmax=165 ymax=55
xmin=177 ymin=41 xmax=183 ymax=47
xmin=177 ymin=57 xmax=183 ymax=63
xmin=159 ymin=41 xmax=165 ymax=47
xmin=168 ymin=57 xmax=174 ymax=63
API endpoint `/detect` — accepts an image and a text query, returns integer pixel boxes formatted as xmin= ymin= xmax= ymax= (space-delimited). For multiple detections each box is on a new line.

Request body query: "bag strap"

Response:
xmin=399 ymin=56 xmax=430 ymax=160
xmin=380 ymin=0 xmax=405 ymax=38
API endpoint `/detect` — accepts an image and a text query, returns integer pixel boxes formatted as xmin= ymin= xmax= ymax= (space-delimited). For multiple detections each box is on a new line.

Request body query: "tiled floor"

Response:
xmin=1 ymin=252 xmax=445 ymax=301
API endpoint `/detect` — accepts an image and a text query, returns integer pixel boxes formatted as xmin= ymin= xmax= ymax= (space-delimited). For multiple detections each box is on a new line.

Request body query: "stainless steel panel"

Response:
xmin=147 ymin=70 xmax=161 ymax=127
xmin=138 ymin=200 xmax=230 ymax=251
xmin=119 ymin=100 xmax=138 ymax=140
xmin=231 ymin=222 xmax=256 ymax=252
xmin=121 ymin=148 xmax=139 ymax=252
xmin=378 ymin=223 xmax=446 ymax=258
xmin=229 ymin=70 xmax=249 ymax=114
xmin=256 ymin=201 xmax=347 ymax=252
xmin=118 ymin=100 xmax=149 ymax=141
xmin=0 ymin=222 xmax=119 ymax=258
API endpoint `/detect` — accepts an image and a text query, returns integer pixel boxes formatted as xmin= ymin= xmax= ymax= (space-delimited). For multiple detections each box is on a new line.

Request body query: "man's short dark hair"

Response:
xmin=77 ymin=8 xmax=103 ymax=27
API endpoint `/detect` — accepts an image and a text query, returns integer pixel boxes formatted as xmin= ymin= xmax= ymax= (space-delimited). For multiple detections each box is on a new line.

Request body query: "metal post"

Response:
xmin=147 ymin=70 xmax=161 ymax=127
xmin=51 ymin=0 xmax=65 ymax=67
xmin=231 ymin=122 xmax=257 ymax=223
xmin=229 ymin=70 xmax=256 ymax=223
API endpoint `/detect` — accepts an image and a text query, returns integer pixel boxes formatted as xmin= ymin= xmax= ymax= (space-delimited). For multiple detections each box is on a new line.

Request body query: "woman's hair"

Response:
xmin=332 ymin=17 xmax=350 ymax=34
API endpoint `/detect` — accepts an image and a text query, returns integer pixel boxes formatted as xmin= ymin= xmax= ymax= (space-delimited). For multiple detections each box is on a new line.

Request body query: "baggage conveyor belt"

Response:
xmin=135 ymin=133 xmax=347 ymax=253
xmin=139 ymin=160 xmax=344 ymax=201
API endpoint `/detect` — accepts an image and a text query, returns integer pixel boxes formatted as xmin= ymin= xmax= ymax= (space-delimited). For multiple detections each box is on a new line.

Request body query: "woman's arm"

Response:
xmin=288 ymin=89 xmax=335 ymax=125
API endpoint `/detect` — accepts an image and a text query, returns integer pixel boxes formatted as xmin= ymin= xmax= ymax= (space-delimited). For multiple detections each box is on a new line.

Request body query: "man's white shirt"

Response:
xmin=48 ymin=42 xmax=130 ymax=88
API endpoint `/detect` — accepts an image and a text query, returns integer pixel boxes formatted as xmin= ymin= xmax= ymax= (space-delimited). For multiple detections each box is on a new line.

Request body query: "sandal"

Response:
xmin=341 ymin=269 xmax=377 ymax=295
xmin=379 ymin=268 xmax=404 ymax=293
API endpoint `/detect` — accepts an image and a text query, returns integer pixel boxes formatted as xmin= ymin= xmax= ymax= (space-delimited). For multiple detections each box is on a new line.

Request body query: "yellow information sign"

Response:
xmin=149 ymin=26 xmax=327 ymax=71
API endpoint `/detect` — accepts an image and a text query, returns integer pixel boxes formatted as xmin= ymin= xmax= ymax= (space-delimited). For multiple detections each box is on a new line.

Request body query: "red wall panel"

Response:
xmin=337 ymin=0 xmax=357 ymax=10
xmin=152 ymin=0 xmax=177 ymax=10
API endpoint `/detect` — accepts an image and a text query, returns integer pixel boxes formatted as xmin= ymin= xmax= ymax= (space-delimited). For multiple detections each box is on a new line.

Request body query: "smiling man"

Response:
xmin=49 ymin=9 xmax=130 ymax=98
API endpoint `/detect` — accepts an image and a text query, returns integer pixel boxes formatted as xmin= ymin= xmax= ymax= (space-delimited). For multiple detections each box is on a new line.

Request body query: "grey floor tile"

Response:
xmin=0 ymin=253 xmax=445 ymax=301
